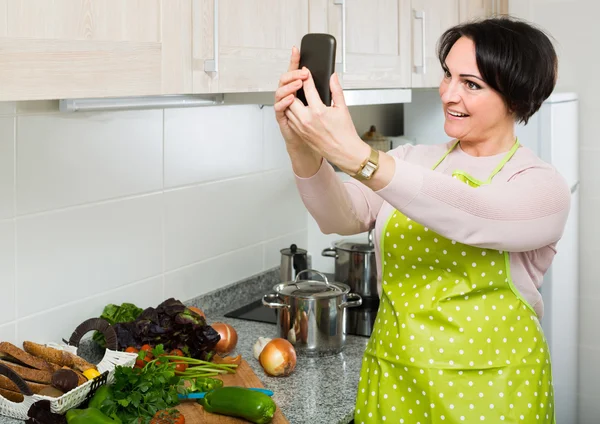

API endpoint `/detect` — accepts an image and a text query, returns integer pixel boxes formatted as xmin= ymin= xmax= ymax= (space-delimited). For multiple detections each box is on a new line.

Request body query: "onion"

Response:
xmin=259 ymin=338 xmax=297 ymax=377
xmin=211 ymin=322 xmax=238 ymax=354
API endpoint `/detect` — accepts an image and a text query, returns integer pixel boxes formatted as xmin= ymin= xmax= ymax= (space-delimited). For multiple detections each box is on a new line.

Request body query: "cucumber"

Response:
xmin=199 ymin=386 xmax=276 ymax=424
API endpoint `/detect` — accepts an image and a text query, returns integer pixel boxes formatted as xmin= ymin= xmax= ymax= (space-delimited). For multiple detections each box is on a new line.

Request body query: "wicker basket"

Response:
xmin=0 ymin=318 xmax=137 ymax=420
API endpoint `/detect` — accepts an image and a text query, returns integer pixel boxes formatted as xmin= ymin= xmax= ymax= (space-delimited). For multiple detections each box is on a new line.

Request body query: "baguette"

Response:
xmin=22 ymin=341 xmax=96 ymax=373
xmin=0 ymin=342 xmax=60 ymax=372
xmin=0 ymin=375 xmax=51 ymax=395
xmin=0 ymin=360 xmax=52 ymax=384
xmin=0 ymin=387 xmax=24 ymax=403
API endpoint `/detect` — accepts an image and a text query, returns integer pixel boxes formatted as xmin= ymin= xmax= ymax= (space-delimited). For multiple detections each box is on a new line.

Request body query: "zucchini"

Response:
xmin=199 ymin=386 xmax=276 ymax=424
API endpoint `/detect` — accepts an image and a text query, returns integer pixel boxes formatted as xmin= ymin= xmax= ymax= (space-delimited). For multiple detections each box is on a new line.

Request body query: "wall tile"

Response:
xmin=262 ymin=106 xmax=291 ymax=171
xmin=579 ymin=296 xmax=600 ymax=349
xmin=17 ymin=194 xmax=163 ymax=318
xmin=164 ymin=174 xmax=264 ymax=271
xmin=578 ymin=346 xmax=600 ymax=396
xmin=0 ymin=221 xmax=15 ymax=325
xmin=17 ymin=276 xmax=163 ymax=344
xmin=165 ymin=245 xmax=263 ymax=303
xmin=164 ymin=105 xmax=263 ymax=188
xmin=0 ymin=323 xmax=16 ymax=345
xmin=263 ymin=230 xmax=308 ymax=271
xmin=260 ymin=169 xmax=307 ymax=240
xmin=0 ymin=117 xmax=14 ymax=219
xmin=579 ymin=394 xmax=600 ymax=424
xmin=17 ymin=110 xmax=163 ymax=214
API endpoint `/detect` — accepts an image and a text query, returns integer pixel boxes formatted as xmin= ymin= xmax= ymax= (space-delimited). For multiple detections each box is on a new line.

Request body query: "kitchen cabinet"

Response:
xmin=459 ymin=0 xmax=509 ymax=21
xmin=192 ymin=0 xmax=309 ymax=93
xmin=0 ymin=0 xmax=193 ymax=102
xmin=309 ymin=0 xmax=411 ymax=89
xmin=410 ymin=0 xmax=460 ymax=88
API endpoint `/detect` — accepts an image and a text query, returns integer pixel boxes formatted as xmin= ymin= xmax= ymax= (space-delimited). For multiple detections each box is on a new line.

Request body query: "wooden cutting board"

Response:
xmin=177 ymin=359 xmax=288 ymax=423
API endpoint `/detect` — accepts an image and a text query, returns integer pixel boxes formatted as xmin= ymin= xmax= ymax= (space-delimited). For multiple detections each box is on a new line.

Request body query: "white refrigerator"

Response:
xmin=404 ymin=90 xmax=580 ymax=423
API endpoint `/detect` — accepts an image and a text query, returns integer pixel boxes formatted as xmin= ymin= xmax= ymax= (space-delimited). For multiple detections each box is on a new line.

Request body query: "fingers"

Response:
xmin=330 ymin=73 xmax=346 ymax=108
xmin=278 ymin=69 xmax=309 ymax=88
xmin=275 ymin=79 xmax=303 ymax=104
xmin=287 ymin=46 xmax=301 ymax=72
xmin=302 ymin=70 xmax=325 ymax=109
xmin=274 ymin=94 xmax=295 ymax=117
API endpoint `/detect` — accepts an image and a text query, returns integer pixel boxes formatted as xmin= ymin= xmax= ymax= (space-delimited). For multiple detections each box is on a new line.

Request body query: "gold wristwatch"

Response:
xmin=354 ymin=147 xmax=380 ymax=180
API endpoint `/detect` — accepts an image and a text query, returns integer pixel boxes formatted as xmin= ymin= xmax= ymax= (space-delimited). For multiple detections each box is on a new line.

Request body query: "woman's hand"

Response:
xmin=274 ymin=47 xmax=310 ymax=152
xmin=285 ymin=70 xmax=370 ymax=175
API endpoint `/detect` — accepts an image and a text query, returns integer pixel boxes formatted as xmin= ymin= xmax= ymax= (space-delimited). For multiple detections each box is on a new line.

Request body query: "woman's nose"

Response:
xmin=440 ymin=80 xmax=461 ymax=104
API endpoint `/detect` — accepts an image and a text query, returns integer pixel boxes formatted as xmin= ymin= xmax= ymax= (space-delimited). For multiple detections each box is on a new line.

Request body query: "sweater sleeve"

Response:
xmin=293 ymin=151 xmax=409 ymax=235
xmin=376 ymin=156 xmax=572 ymax=252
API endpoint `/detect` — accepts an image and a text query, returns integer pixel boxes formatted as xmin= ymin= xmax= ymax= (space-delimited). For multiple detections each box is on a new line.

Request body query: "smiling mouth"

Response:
xmin=447 ymin=110 xmax=469 ymax=118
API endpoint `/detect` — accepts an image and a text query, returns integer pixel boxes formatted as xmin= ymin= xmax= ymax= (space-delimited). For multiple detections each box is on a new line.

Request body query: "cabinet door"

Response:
xmin=410 ymin=0 xmax=459 ymax=88
xmin=0 ymin=0 xmax=192 ymax=101
xmin=193 ymin=0 xmax=309 ymax=93
xmin=311 ymin=0 xmax=411 ymax=89
xmin=459 ymin=0 xmax=508 ymax=21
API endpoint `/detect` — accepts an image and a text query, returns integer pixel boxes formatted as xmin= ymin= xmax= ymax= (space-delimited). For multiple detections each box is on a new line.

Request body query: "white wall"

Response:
xmin=509 ymin=2 xmax=600 ymax=423
xmin=0 ymin=101 xmax=307 ymax=346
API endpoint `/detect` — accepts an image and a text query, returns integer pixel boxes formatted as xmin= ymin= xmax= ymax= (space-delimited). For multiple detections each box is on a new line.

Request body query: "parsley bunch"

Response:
xmin=101 ymin=345 xmax=181 ymax=424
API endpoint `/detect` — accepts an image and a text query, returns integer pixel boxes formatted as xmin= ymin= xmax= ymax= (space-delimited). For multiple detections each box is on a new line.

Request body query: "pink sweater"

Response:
xmin=295 ymin=141 xmax=572 ymax=318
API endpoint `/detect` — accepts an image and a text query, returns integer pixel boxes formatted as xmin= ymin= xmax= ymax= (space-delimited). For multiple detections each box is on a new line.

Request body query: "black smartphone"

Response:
xmin=296 ymin=33 xmax=337 ymax=106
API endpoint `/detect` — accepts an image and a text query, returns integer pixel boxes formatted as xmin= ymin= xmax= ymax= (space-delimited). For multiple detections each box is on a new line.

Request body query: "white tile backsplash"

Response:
xmin=164 ymin=105 xmax=263 ymax=188
xmin=17 ymin=276 xmax=164 ymax=344
xmin=165 ymin=244 xmax=264 ymax=302
xmin=0 ymin=117 xmax=14 ymax=219
xmin=17 ymin=110 xmax=163 ymax=215
xmin=0 ymin=220 xmax=15 ymax=325
xmin=262 ymin=106 xmax=292 ymax=171
xmin=0 ymin=323 xmax=16 ymax=345
xmin=260 ymin=169 xmax=307 ymax=240
xmin=0 ymin=100 xmax=307 ymax=346
xmin=17 ymin=194 xmax=163 ymax=317
xmin=164 ymin=174 xmax=265 ymax=271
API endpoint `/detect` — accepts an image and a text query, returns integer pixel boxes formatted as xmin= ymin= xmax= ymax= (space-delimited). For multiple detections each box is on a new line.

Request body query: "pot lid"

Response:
xmin=333 ymin=240 xmax=375 ymax=253
xmin=280 ymin=243 xmax=307 ymax=257
xmin=276 ymin=270 xmax=349 ymax=298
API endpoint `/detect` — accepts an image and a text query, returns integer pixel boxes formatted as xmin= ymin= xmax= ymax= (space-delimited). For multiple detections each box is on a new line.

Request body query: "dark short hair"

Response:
xmin=437 ymin=16 xmax=558 ymax=125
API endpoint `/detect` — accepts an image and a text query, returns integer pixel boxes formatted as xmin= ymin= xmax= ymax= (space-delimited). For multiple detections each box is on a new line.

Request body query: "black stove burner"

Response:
xmin=224 ymin=296 xmax=380 ymax=338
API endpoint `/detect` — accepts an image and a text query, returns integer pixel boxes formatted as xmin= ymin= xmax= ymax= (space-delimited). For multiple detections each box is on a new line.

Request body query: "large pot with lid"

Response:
xmin=262 ymin=270 xmax=362 ymax=356
xmin=322 ymin=230 xmax=378 ymax=299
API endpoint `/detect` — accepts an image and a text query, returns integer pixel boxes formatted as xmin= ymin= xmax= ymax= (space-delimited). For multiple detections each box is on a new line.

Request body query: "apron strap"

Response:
xmin=484 ymin=138 xmax=521 ymax=183
xmin=431 ymin=140 xmax=460 ymax=170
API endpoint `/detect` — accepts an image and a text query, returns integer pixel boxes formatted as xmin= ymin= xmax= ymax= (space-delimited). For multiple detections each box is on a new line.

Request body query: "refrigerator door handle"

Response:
xmin=570 ymin=181 xmax=579 ymax=193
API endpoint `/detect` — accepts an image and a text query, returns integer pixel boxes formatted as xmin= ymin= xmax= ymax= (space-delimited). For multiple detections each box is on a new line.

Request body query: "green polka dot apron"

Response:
xmin=354 ymin=140 xmax=555 ymax=423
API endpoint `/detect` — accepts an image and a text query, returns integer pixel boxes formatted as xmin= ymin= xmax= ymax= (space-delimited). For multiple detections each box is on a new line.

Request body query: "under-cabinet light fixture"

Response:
xmin=59 ymin=94 xmax=225 ymax=112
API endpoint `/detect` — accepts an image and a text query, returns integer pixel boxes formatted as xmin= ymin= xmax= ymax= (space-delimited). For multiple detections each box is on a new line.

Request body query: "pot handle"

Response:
xmin=321 ymin=247 xmax=338 ymax=258
xmin=262 ymin=293 xmax=289 ymax=309
xmin=295 ymin=269 xmax=331 ymax=286
xmin=339 ymin=293 xmax=362 ymax=309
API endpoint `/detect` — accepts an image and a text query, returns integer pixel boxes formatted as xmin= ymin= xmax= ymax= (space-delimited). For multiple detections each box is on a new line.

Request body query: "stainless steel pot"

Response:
xmin=321 ymin=231 xmax=378 ymax=299
xmin=262 ymin=270 xmax=362 ymax=356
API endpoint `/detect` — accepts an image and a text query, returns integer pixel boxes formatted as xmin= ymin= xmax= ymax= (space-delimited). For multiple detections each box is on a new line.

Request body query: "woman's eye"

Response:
xmin=443 ymin=69 xmax=451 ymax=78
xmin=466 ymin=80 xmax=481 ymax=90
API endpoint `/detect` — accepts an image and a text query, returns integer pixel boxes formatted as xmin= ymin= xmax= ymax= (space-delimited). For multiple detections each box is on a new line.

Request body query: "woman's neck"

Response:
xmin=458 ymin=129 xmax=516 ymax=157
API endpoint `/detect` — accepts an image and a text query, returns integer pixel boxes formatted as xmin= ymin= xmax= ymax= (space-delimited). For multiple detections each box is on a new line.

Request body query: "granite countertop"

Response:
xmin=0 ymin=268 xmax=369 ymax=424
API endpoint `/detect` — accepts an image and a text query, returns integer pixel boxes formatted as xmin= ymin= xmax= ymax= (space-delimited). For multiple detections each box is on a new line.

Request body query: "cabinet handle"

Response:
xmin=492 ymin=0 xmax=496 ymax=15
xmin=204 ymin=0 xmax=219 ymax=74
xmin=333 ymin=0 xmax=346 ymax=73
xmin=413 ymin=9 xmax=426 ymax=75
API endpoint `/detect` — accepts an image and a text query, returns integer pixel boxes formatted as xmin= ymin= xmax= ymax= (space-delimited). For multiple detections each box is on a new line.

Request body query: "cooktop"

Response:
xmin=224 ymin=296 xmax=380 ymax=338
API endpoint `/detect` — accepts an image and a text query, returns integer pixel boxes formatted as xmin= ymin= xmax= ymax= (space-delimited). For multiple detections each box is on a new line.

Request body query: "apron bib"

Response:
xmin=355 ymin=140 xmax=555 ymax=423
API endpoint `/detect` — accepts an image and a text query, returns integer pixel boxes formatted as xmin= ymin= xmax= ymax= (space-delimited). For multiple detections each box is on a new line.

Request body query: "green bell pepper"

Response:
xmin=89 ymin=386 xmax=114 ymax=410
xmin=66 ymin=407 xmax=121 ymax=424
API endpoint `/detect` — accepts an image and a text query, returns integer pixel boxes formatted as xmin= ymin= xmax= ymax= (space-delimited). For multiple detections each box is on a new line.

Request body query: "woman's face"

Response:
xmin=438 ymin=37 xmax=513 ymax=143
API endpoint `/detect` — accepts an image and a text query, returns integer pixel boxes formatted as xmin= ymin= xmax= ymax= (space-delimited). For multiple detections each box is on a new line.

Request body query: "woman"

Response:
xmin=275 ymin=16 xmax=570 ymax=424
